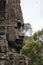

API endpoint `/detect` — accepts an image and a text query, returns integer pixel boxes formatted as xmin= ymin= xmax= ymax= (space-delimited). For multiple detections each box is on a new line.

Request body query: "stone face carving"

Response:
xmin=0 ymin=0 xmax=28 ymax=65
xmin=6 ymin=0 xmax=24 ymax=52
xmin=0 ymin=0 xmax=24 ymax=52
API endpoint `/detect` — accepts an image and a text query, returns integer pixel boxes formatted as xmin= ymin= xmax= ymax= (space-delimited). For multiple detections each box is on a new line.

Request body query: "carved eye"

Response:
xmin=17 ymin=22 xmax=21 ymax=28
xmin=14 ymin=21 xmax=21 ymax=29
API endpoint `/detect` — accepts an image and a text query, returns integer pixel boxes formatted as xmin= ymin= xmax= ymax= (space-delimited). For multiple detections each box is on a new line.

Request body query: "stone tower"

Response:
xmin=0 ymin=0 xmax=24 ymax=53
xmin=0 ymin=0 xmax=28 ymax=65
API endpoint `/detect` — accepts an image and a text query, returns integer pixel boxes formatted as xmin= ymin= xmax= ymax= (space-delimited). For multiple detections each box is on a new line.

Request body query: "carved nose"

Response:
xmin=17 ymin=32 xmax=24 ymax=40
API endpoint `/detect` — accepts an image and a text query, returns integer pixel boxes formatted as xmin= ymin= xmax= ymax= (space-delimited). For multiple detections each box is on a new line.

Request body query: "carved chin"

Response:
xmin=8 ymin=39 xmax=23 ymax=49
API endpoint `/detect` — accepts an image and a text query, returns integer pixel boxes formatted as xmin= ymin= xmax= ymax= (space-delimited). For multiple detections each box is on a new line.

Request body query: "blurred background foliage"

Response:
xmin=22 ymin=23 xmax=43 ymax=65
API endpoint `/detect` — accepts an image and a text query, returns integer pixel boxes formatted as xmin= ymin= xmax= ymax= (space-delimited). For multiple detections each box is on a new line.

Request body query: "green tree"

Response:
xmin=22 ymin=38 xmax=43 ymax=65
xmin=33 ymin=29 xmax=43 ymax=55
xmin=33 ymin=29 xmax=43 ymax=41
xmin=23 ymin=25 xmax=43 ymax=65
xmin=24 ymin=23 xmax=32 ymax=36
xmin=24 ymin=23 xmax=31 ymax=31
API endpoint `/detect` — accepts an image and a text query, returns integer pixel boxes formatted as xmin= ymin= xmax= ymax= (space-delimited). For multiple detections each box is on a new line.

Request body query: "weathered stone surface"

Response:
xmin=0 ymin=0 xmax=24 ymax=52
xmin=0 ymin=0 xmax=28 ymax=65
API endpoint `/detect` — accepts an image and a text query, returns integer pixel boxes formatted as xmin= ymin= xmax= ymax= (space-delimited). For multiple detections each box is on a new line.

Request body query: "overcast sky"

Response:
xmin=21 ymin=0 xmax=43 ymax=33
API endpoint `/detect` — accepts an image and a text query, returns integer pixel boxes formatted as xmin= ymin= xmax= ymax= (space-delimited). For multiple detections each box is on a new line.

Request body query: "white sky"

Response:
xmin=21 ymin=0 xmax=43 ymax=33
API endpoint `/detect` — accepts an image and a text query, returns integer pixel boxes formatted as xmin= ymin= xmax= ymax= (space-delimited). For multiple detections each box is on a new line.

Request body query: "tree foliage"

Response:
xmin=22 ymin=28 xmax=43 ymax=65
xmin=24 ymin=23 xmax=31 ymax=31
xmin=22 ymin=38 xmax=43 ymax=65
xmin=24 ymin=23 xmax=32 ymax=36
xmin=33 ymin=29 xmax=43 ymax=41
